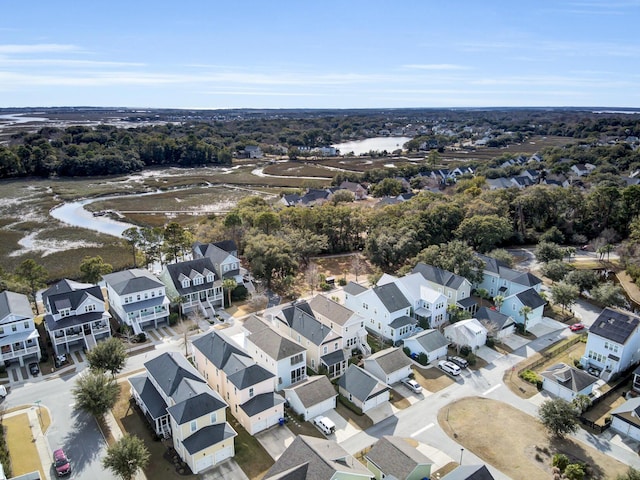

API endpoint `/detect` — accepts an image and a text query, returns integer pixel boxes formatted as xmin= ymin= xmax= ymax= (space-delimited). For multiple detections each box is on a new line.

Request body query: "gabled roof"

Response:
xmin=343 ymin=281 xmax=368 ymax=296
xmin=372 ymin=283 xmax=411 ymax=313
xmin=611 ymin=396 xmax=640 ymax=428
xmin=279 ymin=304 xmax=338 ymax=346
xmin=337 ymin=364 xmax=389 ymax=402
xmin=263 ymin=435 xmax=372 ymax=480
xmin=0 ymin=291 xmax=33 ymax=322
xmin=102 ymin=268 xmax=163 ymax=295
xmin=412 ymin=263 xmax=468 ymax=289
xmin=541 ymin=363 xmax=598 ymax=393
xmin=164 ymin=257 xmax=218 ymax=294
xmin=182 ymin=423 xmax=237 ymax=455
xmin=241 ymin=391 xmax=285 ymax=417
xmin=129 ymin=375 xmax=167 ymax=420
xmin=247 ymin=324 xmax=305 ymax=360
xmin=590 ymin=308 xmax=640 ymax=344
xmin=475 ymin=307 xmax=515 ymax=330
xmin=227 ymin=363 xmax=274 ymax=389
xmin=477 ymin=254 xmax=542 ymax=287
xmin=212 ymin=239 xmax=238 ymax=254
xmin=192 ymin=330 xmax=251 ymax=370
xmin=406 ymin=329 xmax=449 ymax=352
xmin=192 ymin=241 xmax=238 ymax=265
xmin=388 ymin=315 xmax=416 ymax=329
xmin=167 ymin=391 xmax=226 ymax=425
xmin=365 ymin=436 xmax=432 ymax=479
xmin=42 ymin=278 xmax=94 ymax=299
xmin=144 ymin=352 xmax=206 ymax=399
xmin=308 ymin=295 xmax=356 ymax=327
xmin=515 ymin=288 xmax=546 ymax=309
xmin=367 ymin=347 xmax=411 ymax=374
xmin=441 ymin=465 xmax=495 ymax=480
xmin=43 ymin=280 xmax=104 ymax=314
xmin=285 ymin=376 xmax=336 ymax=409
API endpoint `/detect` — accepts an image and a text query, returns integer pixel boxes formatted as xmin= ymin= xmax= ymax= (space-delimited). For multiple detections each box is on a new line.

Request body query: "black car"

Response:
xmin=28 ymin=362 xmax=40 ymax=376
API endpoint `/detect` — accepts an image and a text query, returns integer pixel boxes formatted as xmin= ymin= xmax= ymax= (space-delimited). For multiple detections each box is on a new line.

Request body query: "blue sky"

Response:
xmin=2 ymin=1 xmax=640 ymax=109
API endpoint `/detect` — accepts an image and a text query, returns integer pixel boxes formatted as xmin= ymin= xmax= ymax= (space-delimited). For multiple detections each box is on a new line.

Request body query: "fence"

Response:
xmin=517 ymin=334 xmax=585 ymax=376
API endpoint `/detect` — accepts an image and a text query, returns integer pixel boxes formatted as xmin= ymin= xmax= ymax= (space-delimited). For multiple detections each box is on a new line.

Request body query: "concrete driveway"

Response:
xmin=323 ymin=409 xmax=360 ymax=443
xmin=476 ymin=345 xmax=503 ymax=364
xmin=255 ymin=425 xmax=296 ymax=461
xmin=528 ymin=316 xmax=567 ymax=337
xmin=200 ymin=458 xmax=249 ymax=480
xmin=501 ymin=333 xmax=530 ymax=351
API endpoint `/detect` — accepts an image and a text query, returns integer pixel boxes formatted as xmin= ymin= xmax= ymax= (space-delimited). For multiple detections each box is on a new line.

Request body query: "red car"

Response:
xmin=53 ymin=448 xmax=71 ymax=476
xmin=569 ymin=323 xmax=585 ymax=332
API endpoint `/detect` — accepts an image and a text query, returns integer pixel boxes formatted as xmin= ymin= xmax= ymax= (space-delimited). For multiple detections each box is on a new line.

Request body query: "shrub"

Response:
xmin=552 ymin=453 xmax=569 ymax=472
xmin=460 ymin=345 xmax=472 ymax=356
xmin=417 ymin=352 xmax=428 ymax=365
xmin=338 ymin=277 xmax=347 ymax=286
xmin=403 ymin=347 xmax=411 ymax=357
xmin=519 ymin=369 xmax=542 ymax=385
xmin=231 ymin=284 xmax=248 ymax=301
xmin=319 ymin=282 xmax=332 ymax=291
xmin=564 ymin=463 xmax=585 ymax=480
xmin=136 ymin=332 xmax=146 ymax=343
xmin=168 ymin=312 xmax=179 ymax=326
xmin=466 ymin=353 xmax=477 ymax=366
xmin=485 ymin=337 xmax=495 ymax=348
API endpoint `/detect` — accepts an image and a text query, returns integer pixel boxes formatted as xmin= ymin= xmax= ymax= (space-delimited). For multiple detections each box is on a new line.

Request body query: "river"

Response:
xmin=332 ymin=136 xmax=412 ymax=156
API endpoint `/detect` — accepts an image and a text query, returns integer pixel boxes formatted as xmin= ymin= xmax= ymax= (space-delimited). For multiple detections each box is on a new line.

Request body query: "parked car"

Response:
xmin=438 ymin=360 xmax=461 ymax=376
xmin=53 ymin=448 xmax=71 ymax=476
xmin=448 ymin=355 xmax=469 ymax=368
xmin=0 ymin=385 xmax=7 ymax=398
xmin=401 ymin=377 xmax=423 ymax=393
xmin=313 ymin=416 xmax=336 ymax=435
xmin=569 ymin=323 xmax=585 ymax=332
xmin=29 ymin=362 xmax=40 ymax=376
xmin=587 ymin=366 xmax=601 ymax=377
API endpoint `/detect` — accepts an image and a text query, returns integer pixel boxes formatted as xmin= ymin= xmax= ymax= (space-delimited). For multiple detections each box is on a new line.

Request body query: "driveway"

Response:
xmin=255 ymin=425 xmax=296 ymax=461
xmin=476 ymin=345 xmax=503 ymax=364
xmin=527 ymin=316 xmax=567 ymax=337
xmin=500 ymin=333 xmax=530 ymax=351
xmin=323 ymin=409 xmax=360 ymax=443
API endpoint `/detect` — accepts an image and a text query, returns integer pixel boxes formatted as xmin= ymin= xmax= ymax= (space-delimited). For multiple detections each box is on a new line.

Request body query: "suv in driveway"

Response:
xmin=448 ymin=355 xmax=469 ymax=369
xmin=28 ymin=362 xmax=40 ymax=376
xmin=438 ymin=360 xmax=461 ymax=376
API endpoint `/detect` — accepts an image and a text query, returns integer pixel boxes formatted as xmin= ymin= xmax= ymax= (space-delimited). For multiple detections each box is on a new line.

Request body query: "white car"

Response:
xmin=401 ymin=378 xmax=422 ymax=393
xmin=438 ymin=360 xmax=461 ymax=376
xmin=313 ymin=416 xmax=336 ymax=435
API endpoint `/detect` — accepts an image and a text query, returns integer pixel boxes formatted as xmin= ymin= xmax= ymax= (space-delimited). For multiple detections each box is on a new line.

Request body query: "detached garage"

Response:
xmin=611 ymin=397 xmax=640 ymax=442
xmin=540 ymin=363 xmax=598 ymax=402
xmin=283 ymin=375 xmax=337 ymax=421
xmin=402 ymin=329 xmax=449 ymax=362
xmin=338 ymin=364 xmax=390 ymax=413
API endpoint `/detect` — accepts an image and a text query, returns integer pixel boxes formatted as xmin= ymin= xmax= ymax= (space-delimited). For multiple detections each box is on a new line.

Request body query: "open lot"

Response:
xmin=438 ymin=397 xmax=629 ymax=480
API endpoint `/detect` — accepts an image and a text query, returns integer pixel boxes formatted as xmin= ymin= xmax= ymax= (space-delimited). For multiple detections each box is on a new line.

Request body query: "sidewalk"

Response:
xmin=3 ymin=406 xmax=52 ymax=480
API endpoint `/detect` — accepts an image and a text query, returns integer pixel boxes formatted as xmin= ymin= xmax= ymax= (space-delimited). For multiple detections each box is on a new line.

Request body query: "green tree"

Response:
xmin=564 ymin=463 xmax=585 ymax=480
xmin=255 ymin=210 xmax=282 ymax=235
xmin=541 ymin=260 xmax=572 ymax=282
xmin=413 ymin=240 xmax=485 ymax=284
xmin=535 ymin=241 xmax=565 ymax=263
xmin=103 ymin=435 xmax=150 ymax=480
xmin=139 ymin=227 xmax=163 ymax=268
xmin=86 ymin=337 xmax=127 ymax=376
xmin=447 ymin=304 xmax=472 ymax=323
xmin=372 ymin=177 xmax=404 ymax=197
xmin=616 ymin=468 xmax=640 ymax=480
xmin=331 ymin=189 xmax=355 ymax=205
xmin=538 ymin=398 xmax=579 ymax=438
xmin=493 ymin=294 xmax=505 ymax=309
xmin=163 ymin=222 xmax=190 ymax=263
xmin=550 ymin=282 xmax=580 ymax=314
xmin=286 ymin=229 xmax=328 ymax=268
xmin=244 ymin=234 xmax=296 ymax=288
xmin=591 ymin=282 xmax=626 ymax=308
xmin=122 ymin=227 xmax=142 ymax=267
xmin=454 ymin=214 xmax=512 ymax=253
xmin=222 ymin=278 xmax=237 ymax=307
xmin=565 ymin=269 xmax=599 ymax=292
xmin=572 ymin=393 xmax=592 ymax=414
xmin=72 ymin=370 xmax=119 ymax=418
xmin=15 ymin=259 xmax=48 ymax=314
xmin=487 ymin=248 xmax=514 ymax=267
xmin=80 ymin=255 xmax=113 ymax=284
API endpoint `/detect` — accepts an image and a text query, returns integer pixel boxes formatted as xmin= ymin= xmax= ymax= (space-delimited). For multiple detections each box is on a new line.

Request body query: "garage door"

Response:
xmin=215 ymin=446 xmax=233 ymax=464
xmin=194 ymin=454 xmax=214 ymax=473
xmin=253 ymin=419 xmax=266 ymax=434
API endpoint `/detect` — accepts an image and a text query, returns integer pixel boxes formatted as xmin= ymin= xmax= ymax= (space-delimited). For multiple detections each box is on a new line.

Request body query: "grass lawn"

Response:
xmin=438 ymin=397 xmax=629 ymax=480
xmin=227 ymin=416 xmax=274 ymax=480
xmin=4 ymin=413 xmax=45 ymax=479
xmin=413 ymin=365 xmax=455 ymax=392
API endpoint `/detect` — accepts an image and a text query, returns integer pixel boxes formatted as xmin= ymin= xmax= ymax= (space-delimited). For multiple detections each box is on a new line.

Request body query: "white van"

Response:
xmin=313 ymin=416 xmax=336 ymax=435
xmin=438 ymin=360 xmax=461 ymax=376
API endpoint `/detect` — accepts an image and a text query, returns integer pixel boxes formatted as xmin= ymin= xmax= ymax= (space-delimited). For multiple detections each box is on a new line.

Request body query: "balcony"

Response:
xmin=1 ymin=344 xmax=39 ymax=360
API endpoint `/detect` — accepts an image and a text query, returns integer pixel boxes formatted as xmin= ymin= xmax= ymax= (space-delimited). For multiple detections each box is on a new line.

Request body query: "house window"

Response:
xmin=23 ymin=321 xmax=29 ymax=329
xmin=447 ymin=291 xmax=452 ymax=298
xmin=323 ymin=346 xmax=328 ymax=354
xmin=137 ymin=294 xmax=141 ymax=301
xmin=207 ymin=274 xmax=214 ymax=282
xmin=0 ymin=327 xmax=3 ymax=335
xmin=144 ymin=292 xmax=149 ymax=299
xmin=182 ymin=279 xmax=190 ymax=288
xmin=194 ymin=277 xmax=203 ymax=286
xmin=124 ymin=297 xmax=130 ymax=304
xmin=190 ymin=420 xmax=197 ymax=432
xmin=60 ymin=308 xmax=71 ymax=317
xmin=334 ymin=342 xmax=338 ymax=351
xmin=11 ymin=325 xmax=17 ymax=332
xmin=249 ymin=387 xmax=254 ymax=398
xmin=223 ymin=264 xmax=229 ymax=272
xmin=85 ymin=304 xmax=96 ymax=313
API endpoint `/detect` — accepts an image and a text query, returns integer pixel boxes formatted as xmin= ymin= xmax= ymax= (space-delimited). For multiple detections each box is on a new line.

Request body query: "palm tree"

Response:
xmin=493 ymin=294 xmax=505 ymax=310
xmin=222 ymin=278 xmax=237 ymax=308
xmin=519 ymin=305 xmax=532 ymax=334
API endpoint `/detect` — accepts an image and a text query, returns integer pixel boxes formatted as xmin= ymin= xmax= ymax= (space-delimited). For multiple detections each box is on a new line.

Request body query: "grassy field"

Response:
xmin=3 ymin=407 xmax=52 ymax=480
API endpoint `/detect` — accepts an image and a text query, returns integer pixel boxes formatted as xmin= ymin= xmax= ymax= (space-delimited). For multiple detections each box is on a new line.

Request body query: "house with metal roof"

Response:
xmin=402 ymin=329 xmax=449 ymax=362
xmin=158 ymin=257 xmax=223 ymax=319
xmin=0 ymin=291 xmax=40 ymax=367
xmin=42 ymin=279 xmax=112 ymax=356
xmin=129 ymin=352 xmax=236 ymax=474
xmin=102 ymin=268 xmax=169 ymax=334
xmin=540 ymin=363 xmax=599 ymax=402
xmin=364 ymin=435 xmax=432 ymax=480
xmin=364 ymin=347 xmax=412 ymax=386
xmin=263 ymin=435 xmax=373 ymax=480
xmin=337 ymin=364 xmax=390 ymax=413
xmin=191 ymin=329 xmax=284 ymax=435
xmin=581 ymin=308 xmax=640 ymax=380
xmin=282 ymin=375 xmax=337 ymax=421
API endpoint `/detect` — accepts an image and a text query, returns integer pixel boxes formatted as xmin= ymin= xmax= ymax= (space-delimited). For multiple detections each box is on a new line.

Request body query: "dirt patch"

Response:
xmin=414 ymin=365 xmax=455 ymax=392
xmin=438 ymin=397 xmax=628 ymax=480
xmin=390 ymin=388 xmax=412 ymax=409
xmin=336 ymin=401 xmax=374 ymax=431
xmin=311 ymin=254 xmax=377 ymax=287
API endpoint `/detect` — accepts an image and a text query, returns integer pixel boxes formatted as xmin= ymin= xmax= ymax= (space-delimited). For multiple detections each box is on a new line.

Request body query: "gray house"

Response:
xmin=365 ymin=435 xmax=432 ymax=480
xmin=337 ymin=364 xmax=390 ymax=413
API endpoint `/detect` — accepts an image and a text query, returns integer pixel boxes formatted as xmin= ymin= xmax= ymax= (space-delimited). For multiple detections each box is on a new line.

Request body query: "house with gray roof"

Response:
xmin=541 ymin=363 xmax=599 ymax=402
xmin=191 ymin=330 xmax=284 ymax=435
xmin=263 ymin=435 xmax=373 ymax=480
xmin=129 ymin=352 xmax=236 ymax=473
xmin=411 ymin=263 xmax=473 ymax=312
xmin=364 ymin=347 xmax=412 ymax=386
xmin=337 ymin=364 xmax=390 ymax=413
xmin=475 ymin=307 xmax=515 ymax=340
xmin=42 ymin=279 xmax=112 ymax=356
xmin=611 ymin=397 xmax=640 ymax=442
xmin=365 ymin=435 xmax=432 ymax=480
xmin=158 ymin=257 xmax=223 ymax=319
xmin=102 ymin=268 xmax=169 ymax=334
xmin=440 ymin=465 xmax=496 ymax=480
xmin=192 ymin=241 xmax=242 ymax=282
xmin=283 ymin=375 xmax=337 ymax=421
xmin=0 ymin=291 xmax=40 ymax=367
xmin=402 ymin=329 xmax=449 ymax=363
xmin=344 ymin=281 xmax=416 ymax=344
xmin=581 ymin=308 xmax=640 ymax=380
xmin=500 ymin=288 xmax=546 ymax=330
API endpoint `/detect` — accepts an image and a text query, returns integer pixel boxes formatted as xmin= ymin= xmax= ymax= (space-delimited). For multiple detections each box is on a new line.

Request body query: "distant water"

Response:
xmin=332 ymin=136 xmax=412 ymax=156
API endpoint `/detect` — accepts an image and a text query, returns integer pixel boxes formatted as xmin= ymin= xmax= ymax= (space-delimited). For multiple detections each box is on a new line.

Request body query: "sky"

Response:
xmin=2 ymin=1 xmax=640 ymax=109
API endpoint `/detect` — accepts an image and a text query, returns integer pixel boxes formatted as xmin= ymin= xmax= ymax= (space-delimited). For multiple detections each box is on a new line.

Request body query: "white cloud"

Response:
xmin=402 ymin=64 xmax=471 ymax=71
xmin=0 ymin=44 xmax=79 ymax=54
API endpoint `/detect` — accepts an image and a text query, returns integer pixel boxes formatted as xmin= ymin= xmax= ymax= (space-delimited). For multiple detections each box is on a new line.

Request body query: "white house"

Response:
xmin=283 ymin=375 xmax=337 ymax=421
xmin=0 ymin=291 xmax=40 ymax=367
xmin=411 ymin=263 xmax=474 ymax=313
xmin=337 ymin=364 xmax=390 ymax=413
xmin=540 ymin=363 xmax=599 ymax=402
xmin=102 ymin=268 xmax=170 ymax=334
xmin=581 ymin=308 xmax=640 ymax=380
xmin=611 ymin=397 xmax=640 ymax=441
xmin=364 ymin=347 xmax=412 ymax=385
xmin=444 ymin=318 xmax=487 ymax=351
xmin=402 ymin=329 xmax=449 ymax=363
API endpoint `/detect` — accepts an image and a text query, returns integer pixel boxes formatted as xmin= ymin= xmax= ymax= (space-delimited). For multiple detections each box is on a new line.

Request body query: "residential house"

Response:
xmin=282 ymin=375 xmax=337 ymax=421
xmin=486 ymin=177 xmax=515 ymax=190
xmin=192 ymin=242 xmax=242 ymax=283
xmin=440 ymin=465 xmax=496 ymax=480
xmin=337 ymin=364 xmax=390 ymax=413
xmin=159 ymin=257 xmax=223 ymax=319
xmin=570 ymin=163 xmax=595 ymax=177
xmin=280 ymin=193 xmax=301 ymax=207
xmin=540 ymin=363 xmax=599 ymax=402
xmin=611 ymin=397 xmax=640 ymax=441
xmin=42 ymin=279 xmax=112 ymax=355
xmin=191 ymin=330 xmax=284 ymax=435
xmin=307 ymin=294 xmax=370 ymax=356
xmin=263 ymin=435 xmax=373 ymax=480
xmin=501 ymin=289 xmax=546 ymax=329
xmin=343 ymin=281 xmax=415 ymax=344
xmin=0 ymin=291 xmax=40 ymax=367
xmin=632 ymin=364 xmax=640 ymax=394
xmin=271 ymin=301 xmax=347 ymax=378
xmin=364 ymin=347 xmax=412 ymax=385
xmin=210 ymin=239 xmax=238 ymax=257
xmin=475 ymin=307 xmax=515 ymax=340
xmin=129 ymin=352 xmax=236 ymax=473
xmin=242 ymin=315 xmax=307 ymax=390
xmin=377 ymin=272 xmax=448 ymax=329
xmin=365 ymin=435 xmax=432 ymax=480
xmin=411 ymin=263 xmax=474 ymax=313
xmin=444 ymin=318 xmax=487 ymax=351
xmin=243 ymin=145 xmax=262 ymax=158
xmin=402 ymin=329 xmax=449 ymax=363
xmin=338 ymin=181 xmax=368 ymax=200
xmin=581 ymin=308 xmax=640 ymax=379
xmin=102 ymin=269 xmax=170 ymax=334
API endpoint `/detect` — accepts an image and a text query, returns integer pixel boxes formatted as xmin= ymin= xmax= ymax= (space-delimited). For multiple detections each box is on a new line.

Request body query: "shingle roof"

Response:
xmin=144 ymin=352 xmax=206 ymax=398
xmin=227 ymin=363 xmax=274 ymax=389
xmin=408 ymin=329 xmax=449 ymax=352
xmin=337 ymin=365 xmax=389 ymax=402
xmin=192 ymin=330 xmax=251 ymax=370
xmin=515 ymin=288 xmax=546 ymax=309
xmin=343 ymin=282 xmax=368 ymax=296
xmin=365 ymin=436 xmax=432 ymax=479
xmin=43 ymin=281 xmax=104 ymax=314
xmin=590 ymin=308 xmax=640 ymax=344
xmin=475 ymin=307 xmax=514 ymax=330
xmin=308 ymin=295 xmax=355 ymax=327
xmin=247 ymin=327 xmax=305 ymax=361
xmin=164 ymin=257 xmax=218 ymax=295
xmin=102 ymin=269 xmax=163 ymax=295
xmin=441 ymin=465 xmax=495 ymax=480
xmin=412 ymin=263 xmax=468 ymax=289
xmin=611 ymin=397 xmax=640 ymax=428
xmin=0 ymin=291 xmax=33 ymax=322
xmin=541 ymin=363 xmax=598 ymax=393
xmin=286 ymin=376 xmax=336 ymax=409
xmin=280 ymin=305 xmax=338 ymax=346
xmin=129 ymin=375 xmax=167 ymax=420
xmin=477 ymin=254 xmax=541 ymax=287
xmin=167 ymin=391 xmax=226 ymax=425
xmin=373 ymin=283 xmax=411 ymax=312
xmin=240 ymin=391 xmax=285 ymax=417
xmin=388 ymin=315 xmax=416 ymax=329
xmin=192 ymin=242 xmax=234 ymax=265
xmin=368 ymin=347 xmax=411 ymax=374
xmin=182 ymin=423 xmax=236 ymax=455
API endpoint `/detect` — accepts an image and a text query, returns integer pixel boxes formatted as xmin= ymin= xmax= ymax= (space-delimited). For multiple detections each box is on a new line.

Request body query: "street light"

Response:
xmin=34 ymin=400 xmax=43 ymax=429
xmin=460 ymin=448 xmax=464 ymax=465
